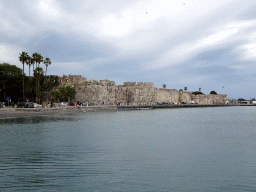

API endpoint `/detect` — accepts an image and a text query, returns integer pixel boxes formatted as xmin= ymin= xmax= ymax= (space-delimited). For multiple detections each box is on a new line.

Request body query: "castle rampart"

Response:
xmin=57 ymin=75 xmax=227 ymax=105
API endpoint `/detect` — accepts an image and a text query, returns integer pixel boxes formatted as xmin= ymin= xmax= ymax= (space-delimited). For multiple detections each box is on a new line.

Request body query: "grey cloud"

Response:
xmin=237 ymin=3 xmax=256 ymax=20
xmin=20 ymin=31 xmax=115 ymax=62
xmin=193 ymin=48 xmax=234 ymax=62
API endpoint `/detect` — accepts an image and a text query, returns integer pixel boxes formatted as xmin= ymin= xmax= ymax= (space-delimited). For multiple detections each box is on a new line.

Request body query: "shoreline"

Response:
xmin=0 ymin=104 xmax=253 ymax=119
xmin=0 ymin=106 xmax=118 ymax=119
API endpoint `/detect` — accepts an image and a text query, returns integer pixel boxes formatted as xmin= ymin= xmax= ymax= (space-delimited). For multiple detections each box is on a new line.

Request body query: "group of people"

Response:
xmin=116 ymin=102 xmax=122 ymax=106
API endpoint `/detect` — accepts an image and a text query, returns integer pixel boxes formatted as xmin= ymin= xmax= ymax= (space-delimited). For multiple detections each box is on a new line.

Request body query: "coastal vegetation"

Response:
xmin=192 ymin=91 xmax=204 ymax=95
xmin=51 ymin=86 xmax=76 ymax=102
xmin=0 ymin=52 xmax=58 ymax=103
xmin=0 ymin=63 xmax=29 ymax=103
xmin=18 ymin=52 xmax=52 ymax=102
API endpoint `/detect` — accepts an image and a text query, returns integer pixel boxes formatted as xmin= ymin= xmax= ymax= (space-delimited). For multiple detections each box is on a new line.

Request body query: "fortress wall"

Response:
xmin=116 ymin=86 xmax=129 ymax=104
xmin=59 ymin=75 xmax=87 ymax=87
xmin=192 ymin=95 xmax=207 ymax=104
xmin=191 ymin=94 xmax=227 ymax=105
xmin=156 ymin=89 xmax=179 ymax=103
xmin=179 ymin=91 xmax=192 ymax=102
xmin=57 ymin=75 xmax=227 ymax=105
xmin=156 ymin=89 xmax=169 ymax=102
xmin=114 ymin=82 xmax=156 ymax=105
xmin=124 ymin=82 xmax=136 ymax=86
xmin=99 ymin=80 xmax=115 ymax=86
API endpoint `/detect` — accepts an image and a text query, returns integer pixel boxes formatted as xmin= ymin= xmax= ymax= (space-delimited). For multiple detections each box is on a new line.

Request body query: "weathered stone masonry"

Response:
xmin=57 ymin=75 xmax=227 ymax=105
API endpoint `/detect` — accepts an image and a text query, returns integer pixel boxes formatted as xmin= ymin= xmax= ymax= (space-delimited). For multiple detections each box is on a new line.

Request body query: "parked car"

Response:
xmin=69 ymin=102 xmax=77 ymax=106
xmin=31 ymin=103 xmax=40 ymax=108
xmin=77 ymin=101 xmax=86 ymax=106
xmin=58 ymin=102 xmax=68 ymax=107
xmin=24 ymin=102 xmax=39 ymax=108
xmin=17 ymin=102 xmax=29 ymax=108
xmin=29 ymin=103 xmax=34 ymax=108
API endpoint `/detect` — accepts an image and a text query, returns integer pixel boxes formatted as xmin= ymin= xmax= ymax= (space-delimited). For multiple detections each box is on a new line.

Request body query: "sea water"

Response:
xmin=1 ymin=106 xmax=256 ymax=191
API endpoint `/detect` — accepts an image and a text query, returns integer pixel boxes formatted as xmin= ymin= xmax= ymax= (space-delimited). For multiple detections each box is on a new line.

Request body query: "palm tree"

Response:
xmin=26 ymin=56 xmax=33 ymax=77
xmin=37 ymin=54 xmax=43 ymax=68
xmin=184 ymin=87 xmax=187 ymax=91
xmin=19 ymin=52 xmax=29 ymax=101
xmin=32 ymin=53 xmax=38 ymax=69
xmin=44 ymin=57 xmax=51 ymax=75
xmin=34 ymin=67 xmax=44 ymax=103
xmin=32 ymin=53 xmax=43 ymax=68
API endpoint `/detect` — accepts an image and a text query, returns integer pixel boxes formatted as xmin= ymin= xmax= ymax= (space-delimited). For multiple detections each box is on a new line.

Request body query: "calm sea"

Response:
xmin=1 ymin=107 xmax=256 ymax=191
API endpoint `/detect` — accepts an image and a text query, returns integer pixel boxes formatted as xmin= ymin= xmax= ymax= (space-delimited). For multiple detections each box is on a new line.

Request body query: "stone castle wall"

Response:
xmin=57 ymin=75 xmax=227 ymax=105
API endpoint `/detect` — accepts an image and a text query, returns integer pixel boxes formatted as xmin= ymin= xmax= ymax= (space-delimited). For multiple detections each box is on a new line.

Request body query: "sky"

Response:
xmin=1 ymin=0 xmax=256 ymax=100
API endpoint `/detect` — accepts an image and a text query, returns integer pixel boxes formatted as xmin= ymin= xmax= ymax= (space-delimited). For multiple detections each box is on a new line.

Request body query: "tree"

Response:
xmin=184 ymin=87 xmax=187 ymax=91
xmin=0 ymin=63 xmax=29 ymax=103
xmin=199 ymin=87 xmax=201 ymax=92
xmin=32 ymin=53 xmax=43 ymax=68
xmin=26 ymin=56 xmax=34 ymax=77
xmin=162 ymin=84 xmax=167 ymax=89
xmin=192 ymin=91 xmax=203 ymax=95
xmin=34 ymin=67 xmax=44 ymax=102
xmin=43 ymin=57 xmax=51 ymax=75
xmin=37 ymin=54 xmax=44 ymax=68
xmin=32 ymin=53 xmax=38 ymax=69
xmin=19 ymin=52 xmax=29 ymax=101
xmin=52 ymin=86 xmax=76 ymax=102
xmin=238 ymin=98 xmax=245 ymax=101
xmin=210 ymin=90 xmax=217 ymax=94
xmin=65 ymin=86 xmax=76 ymax=102
xmin=40 ymin=75 xmax=60 ymax=101
xmin=51 ymin=90 xmax=61 ymax=101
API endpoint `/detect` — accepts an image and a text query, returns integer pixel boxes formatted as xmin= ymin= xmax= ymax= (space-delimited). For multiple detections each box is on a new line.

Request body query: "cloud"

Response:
xmin=37 ymin=0 xmax=62 ymax=19
xmin=235 ymin=32 xmax=256 ymax=61
xmin=1 ymin=0 xmax=256 ymax=99
xmin=0 ymin=43 xmax=23 ymax=65
xmin=145 ymin=20 xmax=256 ymax=69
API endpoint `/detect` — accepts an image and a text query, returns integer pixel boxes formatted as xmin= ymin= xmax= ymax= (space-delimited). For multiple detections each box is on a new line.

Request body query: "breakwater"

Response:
xmin=117 ymin=104 xmax=254 ymax=110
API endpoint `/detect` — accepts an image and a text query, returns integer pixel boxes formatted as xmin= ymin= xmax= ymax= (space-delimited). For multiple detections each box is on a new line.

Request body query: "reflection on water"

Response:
xmin=0 ymin=115 xmax=76 ymax=125
xmin=1 ymin=107 xmax=256 ymax=191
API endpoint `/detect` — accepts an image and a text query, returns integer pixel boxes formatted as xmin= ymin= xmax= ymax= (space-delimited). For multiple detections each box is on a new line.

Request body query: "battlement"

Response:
xmin=59 ymin=75 xmax=87 ymax=84
xmin=143 ymin=82 xmax=154 ymax=87
xmin=124 ymin=82 xmax=136 ymax=86
xmin=55 ymin=74 xmax=227 ymax=105
xmin=100 ymin=80 xmax=115 ymax=86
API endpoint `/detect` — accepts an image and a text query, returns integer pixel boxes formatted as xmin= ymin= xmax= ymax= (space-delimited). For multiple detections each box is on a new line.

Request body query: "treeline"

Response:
xmin=0 ymin=52 xmax=76 ymax=103
xmin=0 ymin=63 xmax=60 ymax=103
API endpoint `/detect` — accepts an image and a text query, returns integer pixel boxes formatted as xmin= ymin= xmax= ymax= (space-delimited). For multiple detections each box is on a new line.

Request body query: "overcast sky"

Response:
xmin=1 ymin=0 xmax=256 ymax=99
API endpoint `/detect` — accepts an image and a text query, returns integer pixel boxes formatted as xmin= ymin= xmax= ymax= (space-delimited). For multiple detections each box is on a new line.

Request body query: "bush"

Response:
xmin=192 ymin=91 xmax=203 ymax=95
xmin=210 ymin=90 xmax=217 ymax=94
